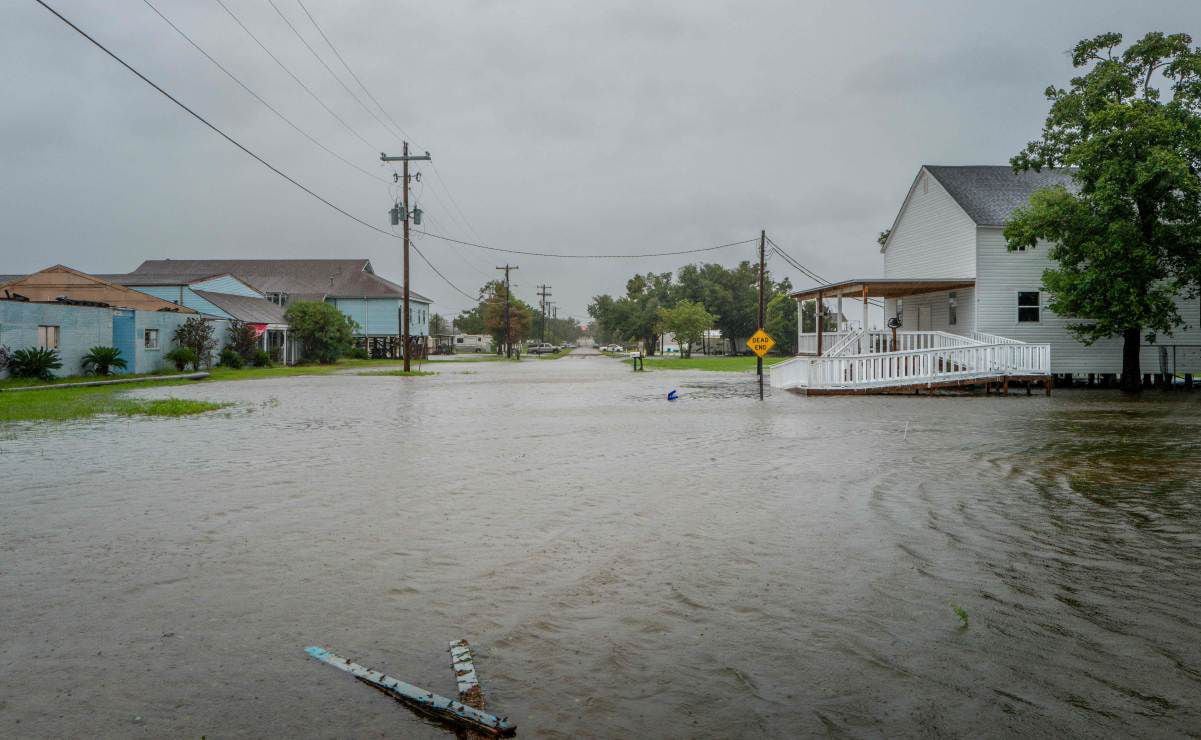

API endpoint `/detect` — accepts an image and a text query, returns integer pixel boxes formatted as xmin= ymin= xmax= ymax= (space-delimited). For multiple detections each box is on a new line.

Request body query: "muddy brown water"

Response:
xmin=2 ymin=354 xmax=1200 ymax=737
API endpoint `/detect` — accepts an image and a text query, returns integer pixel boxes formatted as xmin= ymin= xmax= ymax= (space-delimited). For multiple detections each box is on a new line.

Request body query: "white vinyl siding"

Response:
xmin=974 ymin=226 xmax=1201 ymax=374
xmin=886 ymin=288 xmax=974 ymax=336
xmin=883 ymin=169 xmax=977 ymax=279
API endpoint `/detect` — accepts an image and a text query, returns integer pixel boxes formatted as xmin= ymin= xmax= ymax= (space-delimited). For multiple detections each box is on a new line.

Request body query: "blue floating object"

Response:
xmin=667 ymin=389 xmax=679 ymax=401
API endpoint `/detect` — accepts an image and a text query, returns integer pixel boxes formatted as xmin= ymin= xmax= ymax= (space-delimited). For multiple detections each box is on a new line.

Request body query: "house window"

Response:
xmin=266 ymin=292 xmax=288 ymax=306
xmin=144 ymin=328 xmax=160 ymax=350
xmin=948 ymin=292 xmax=957 ymax=325
xmin=1018 ymin=291 xmax=1040 ymax=323
xmin=37 ymin=325 xmax=60 ymax=349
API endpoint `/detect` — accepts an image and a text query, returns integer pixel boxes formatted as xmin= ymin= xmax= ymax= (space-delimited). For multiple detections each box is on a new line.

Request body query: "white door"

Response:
xmin=918 ymin=305 xmax=931 ymax=331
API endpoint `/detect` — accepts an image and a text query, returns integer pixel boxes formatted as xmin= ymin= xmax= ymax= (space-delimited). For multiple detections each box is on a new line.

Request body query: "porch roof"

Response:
xmin=790 ymin=278 xmax=975 ymax=301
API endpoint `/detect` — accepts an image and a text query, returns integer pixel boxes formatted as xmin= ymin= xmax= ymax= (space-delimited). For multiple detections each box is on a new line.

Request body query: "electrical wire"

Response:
xmin=411 ymin=231 xmax=760 ymax=259
xmin=767 ymin=236 xmax=886 ymax=309
xmin=295 ymin=0 xmax=416 ymax=144
xmin=211 ymin=0 xmax=378 ymax=152
xmin=140 ymin=0 xmax=386 ymax=184
xmin=265 ymin=0 xmax=398 ymax=144
xmin=36 ymin=0 xmax=768 ymax=272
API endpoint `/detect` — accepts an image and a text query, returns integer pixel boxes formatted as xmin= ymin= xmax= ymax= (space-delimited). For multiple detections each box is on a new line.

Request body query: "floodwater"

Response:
xmin=2 ymin=350 xmax=1200 ymax=738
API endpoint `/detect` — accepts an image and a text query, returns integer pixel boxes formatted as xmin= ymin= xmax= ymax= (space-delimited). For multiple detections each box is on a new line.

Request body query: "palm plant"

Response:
xmin=81 ymin=346 xmax=127 ymax=376
xmin=8 ymin=347 xmax=63 ymax=381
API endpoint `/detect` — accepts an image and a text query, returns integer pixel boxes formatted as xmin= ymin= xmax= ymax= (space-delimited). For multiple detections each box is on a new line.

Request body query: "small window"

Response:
xmin=922 ymin=174 xmax=928 ymax=194
xmin=37 ymin=325 xmax=60 ymax=349
xmin=948 ymin=292 xmax=957 ymax=326
xmin=144 ymin=328 xmax=160 ymax=350
xmin=456 ymin=337 xmax=464 ymax=344
xmin=1018 ymin=291 xmax=1040 ymax=323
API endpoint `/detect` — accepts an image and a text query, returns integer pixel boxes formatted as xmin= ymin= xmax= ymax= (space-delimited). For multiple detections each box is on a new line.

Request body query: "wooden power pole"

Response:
xmin=380 ymin=143 xmax=431 ymax=371
xmin=758 ymin=229 xmax=766 ymax=400
xmin=497 ymin=264 xmax=518 ymax=357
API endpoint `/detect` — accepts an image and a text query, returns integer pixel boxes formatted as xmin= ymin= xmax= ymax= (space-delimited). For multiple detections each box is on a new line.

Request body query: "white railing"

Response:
xmin=768 ymin=356 xmax=811 ymax=389
xmin=797 ymin=331 xmax=850 ymax=355
xmin=863 ymin=330 xmax=981 ymax=353
xmin=823 ymin=329 xmax=864 ymax=357
xmin=771 ymin=341 xmax=1051 ymax=391
xmin=970 ymin=331 xmax=1025 ymax=345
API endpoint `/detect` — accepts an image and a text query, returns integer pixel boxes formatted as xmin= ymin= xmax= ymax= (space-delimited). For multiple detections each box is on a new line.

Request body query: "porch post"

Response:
xmin=816 ymin=292 xmax=824 ymax=356
xmin=795 ymin=299 xmax=801 ymax=356
xmin=861 ymin=286 xmax=869 ymax=352
xmin=836 ymin=294 xmax=843 ymax=333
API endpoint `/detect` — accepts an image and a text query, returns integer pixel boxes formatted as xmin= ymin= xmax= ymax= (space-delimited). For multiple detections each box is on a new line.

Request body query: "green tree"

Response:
xmin=454 ymin=305 xmax=486 ymax=335
xmin=81 ymin=346 xmax=127 ymax=376
xmin=284 ymin=300 xmax=357 ymax=364
xmin=1006 ymin=31 xmax=1201 ymax=391
xmin=481 ymin=281 xmax=534 ymax=353
xmin=172 ymin=317 xmax=218 ymax=369
xmin=657 ymin=299 xmax=714 ymax=358
xmin=766 ymin=293 xmax=798 ymax=355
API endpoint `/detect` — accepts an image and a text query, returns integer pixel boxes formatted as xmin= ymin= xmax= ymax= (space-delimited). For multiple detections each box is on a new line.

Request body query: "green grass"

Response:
xmin=534 ymin=348 xmax=574 ymax=359
xmin=0 ymin=370 xmax=199 ymax=391
xmin=622 ymin=355 xmax=787 ymax=372
xmin=951 ymin=603 xmax=970 ymax=628
xmin=0 ymin=382 xmax=229 ymax=423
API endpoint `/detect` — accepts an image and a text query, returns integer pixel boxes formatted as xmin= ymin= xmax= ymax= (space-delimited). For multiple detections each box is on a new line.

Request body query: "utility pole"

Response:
xmin=537 ymin=284 xmax=552 ymax=344
xmin=380 ymin=143 xmax=431 ymax=371
xmin=497 ymin=264 xmax=518 ymax=357
xmin=758 ymin=229 xmax=766 ymax=401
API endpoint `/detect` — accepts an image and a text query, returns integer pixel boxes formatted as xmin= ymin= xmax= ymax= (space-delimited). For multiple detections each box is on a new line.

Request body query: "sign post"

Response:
xmin=747 ymin=329 xmax=776 ymax=400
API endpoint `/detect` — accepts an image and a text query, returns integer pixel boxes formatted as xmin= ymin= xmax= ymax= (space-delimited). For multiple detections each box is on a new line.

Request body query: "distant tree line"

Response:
xmin=587 ymin=262 xmax=795 ymax=356
xmin=451 ymin=280 xmax=584 ymax=351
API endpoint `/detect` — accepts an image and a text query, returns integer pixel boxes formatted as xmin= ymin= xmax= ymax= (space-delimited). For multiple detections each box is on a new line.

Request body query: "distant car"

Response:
xmin=664 ymin=347 xmax=679 ymax=354
xmin=528 ymin=343 xmax=558 ymax=355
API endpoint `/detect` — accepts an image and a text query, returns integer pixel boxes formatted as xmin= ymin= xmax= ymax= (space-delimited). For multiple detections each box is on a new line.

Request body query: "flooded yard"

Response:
xmin=2 ymin=353 xmax=1200 ymax=737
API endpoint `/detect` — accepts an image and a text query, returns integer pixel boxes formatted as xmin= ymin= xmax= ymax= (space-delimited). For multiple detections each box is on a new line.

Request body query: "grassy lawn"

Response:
xmin=622 ymin=355 xmax=787 ymax=372
xmin=0 ymin=381 xmax=230 ymax=423
xmin=0 ymin=359 xmax=420 ymax=424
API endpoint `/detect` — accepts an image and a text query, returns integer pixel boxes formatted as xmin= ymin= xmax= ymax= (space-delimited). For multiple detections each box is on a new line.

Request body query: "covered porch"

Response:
xmin=775 ymin=278 xmax=1050 ymax=394
xmin=792 ymin=278 xmax=976 ymax=356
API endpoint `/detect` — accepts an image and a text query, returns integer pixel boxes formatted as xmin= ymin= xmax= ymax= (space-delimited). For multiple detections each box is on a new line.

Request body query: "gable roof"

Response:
xmin=923 ymin=165 xmax=1076 ymax=227
xmin=0 ymin=265 xmax=197 ymax=313
xmin=128 ymin=259 xmax=431 ymax=303
xmin=103 ymin=271 xmax=261 ymax=291
xmin=192 ymin=289 xmax=287 ymax=325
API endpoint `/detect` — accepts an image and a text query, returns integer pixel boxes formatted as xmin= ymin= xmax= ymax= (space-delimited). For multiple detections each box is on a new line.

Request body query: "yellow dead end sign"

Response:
xmin=747 ymin=329 xmax=775 ymax=358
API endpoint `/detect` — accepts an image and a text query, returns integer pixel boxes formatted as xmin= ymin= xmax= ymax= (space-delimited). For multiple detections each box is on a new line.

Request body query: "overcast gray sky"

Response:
xmin=3 ymin=1 xmax=1198 ymax=319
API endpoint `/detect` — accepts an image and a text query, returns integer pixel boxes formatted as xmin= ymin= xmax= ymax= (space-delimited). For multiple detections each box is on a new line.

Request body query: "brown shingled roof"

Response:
xmin=129 ymin=259 xmax=431 ymax=302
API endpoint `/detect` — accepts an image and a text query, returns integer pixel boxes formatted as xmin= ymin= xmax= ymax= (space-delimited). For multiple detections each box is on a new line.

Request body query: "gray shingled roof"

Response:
xmin=192 ymin=289 xmax=288 ymax=324
xmin=924 ymin=166 xmax=1076 ymax=226
xmin=128 ymin=259 xmax=432 ymax=303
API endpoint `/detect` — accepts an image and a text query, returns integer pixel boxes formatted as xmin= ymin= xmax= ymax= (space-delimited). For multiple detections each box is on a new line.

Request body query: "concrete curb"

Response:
xmin=0 ymin=372 xmax=209 ymax=392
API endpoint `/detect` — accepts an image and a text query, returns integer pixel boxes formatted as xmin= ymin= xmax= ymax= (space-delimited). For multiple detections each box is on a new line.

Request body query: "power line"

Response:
xmin=768 ymin=236 xmax=886 ymax=309
xmin=211 ymin=0 xmax=378 ymax=152
xmin=412 ymin=231 xmax=759 ymax=259
xmin=265 ymin=0 xmax=398 ymax=144
xmin=139 ymin=0 xmax=386 ymax=184
xmin=411 ymin=238 xmax=483 ymax=302
xmin=36 ymin=0 xmax=766 ymax=273
xmin=295 ymin=0 xmax=415 ymax=143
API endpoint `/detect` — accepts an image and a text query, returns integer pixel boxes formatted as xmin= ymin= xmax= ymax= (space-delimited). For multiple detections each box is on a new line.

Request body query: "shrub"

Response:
xmin=345 ymin=346 xmax=369 ymax=360
xmin=8 ymin=347 xmax=63 ymax=380
xmin=219 ymin=347 xmax=244 ymax=369
xmin=284 ymin=300 xmax=357 ymax=364
xmin=172 ymin=317 xmax=217 ymax=368
xmin=252 ymin=349 xmax=272 ymax=367
xmin=165 ymin=347 xmax=198 ymax=372
xmin=81 ymin=346 xmax=127 ymax=376
xmin=227 ymin=321 xmax=259 ymax=361
xmin=0 ymin=345 xmax=11 ymax=372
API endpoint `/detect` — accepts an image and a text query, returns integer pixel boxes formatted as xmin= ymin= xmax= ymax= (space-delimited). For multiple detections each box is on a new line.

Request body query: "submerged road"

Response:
xmin=2 ymin=354 xmax=1200 ymax=736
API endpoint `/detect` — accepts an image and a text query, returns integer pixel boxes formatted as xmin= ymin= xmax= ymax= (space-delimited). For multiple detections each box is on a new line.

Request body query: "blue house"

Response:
xmin=125 ymin=259 xmax=432 ymax=359
xmin=0 ymin=266 xmax=206 ymax=377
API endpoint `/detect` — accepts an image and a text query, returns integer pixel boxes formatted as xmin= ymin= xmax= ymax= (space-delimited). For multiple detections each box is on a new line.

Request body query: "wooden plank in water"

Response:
xmin=304 ymin=646 xmax=515 ymax=737
xmin=449 ymin=639 xmax=484 ymax=708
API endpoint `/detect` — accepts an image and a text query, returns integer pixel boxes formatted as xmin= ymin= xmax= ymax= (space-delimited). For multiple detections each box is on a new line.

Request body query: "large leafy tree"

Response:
xmin=1006 ymin=32 xmax=1201 ymax=391
xmin=480 ymin=280 xmax=534 ymax=352
xmin=657 ymin=299 xmax=715 ymax=358
xmin=284 ymin=301 xmax=357 ymax=364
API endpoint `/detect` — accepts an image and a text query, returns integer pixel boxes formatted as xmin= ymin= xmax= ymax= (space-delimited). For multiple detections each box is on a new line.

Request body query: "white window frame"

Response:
xmin=37 ymin=325 xmax=60 ymax=349
xmin=1017 ymin=291 xmax=1040 ymax=323
xmin=144 ymin=328 xmax=160 ymax=350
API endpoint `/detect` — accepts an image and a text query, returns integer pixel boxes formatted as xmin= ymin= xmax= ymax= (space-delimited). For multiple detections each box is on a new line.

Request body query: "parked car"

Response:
xmin=528 ymin=343 xmax=559 ymax=355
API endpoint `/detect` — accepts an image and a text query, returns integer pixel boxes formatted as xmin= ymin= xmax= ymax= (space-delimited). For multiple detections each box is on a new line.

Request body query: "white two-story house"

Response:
xmin=773 ymin=165 xmax=1201 ymax=393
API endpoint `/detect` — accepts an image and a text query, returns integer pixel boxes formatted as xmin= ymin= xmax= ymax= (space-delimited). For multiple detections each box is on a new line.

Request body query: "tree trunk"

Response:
xmin=1120 ymin=327 xmax=1141 ymax=393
